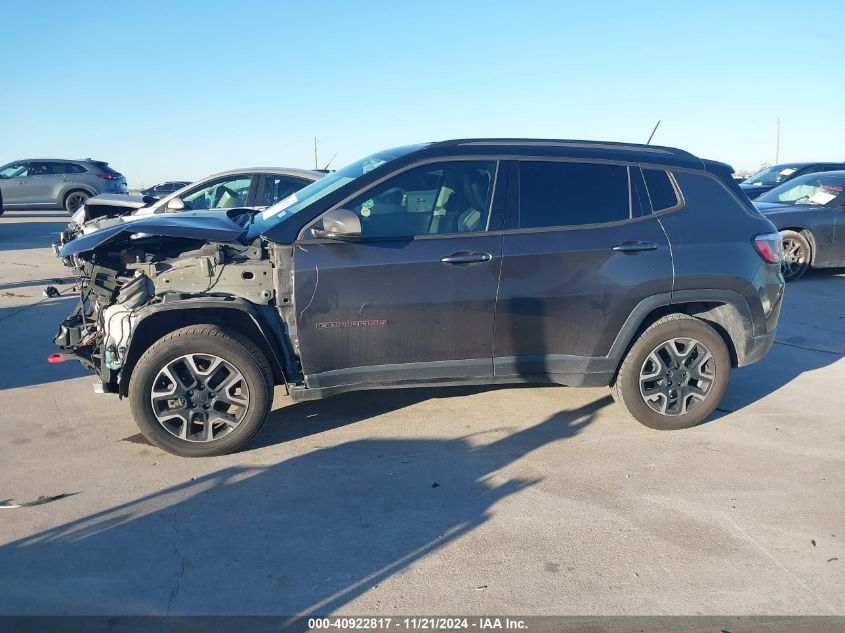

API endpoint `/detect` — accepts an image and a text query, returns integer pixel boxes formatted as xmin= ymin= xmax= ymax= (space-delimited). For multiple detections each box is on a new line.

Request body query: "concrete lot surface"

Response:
xmin=0 ymin=210 xmax=842 ymax=615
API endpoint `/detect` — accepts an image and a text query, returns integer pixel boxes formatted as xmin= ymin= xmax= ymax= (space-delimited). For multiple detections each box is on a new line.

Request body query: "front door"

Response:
xmin=0 ymin=162 xmax=31 ymax=206
xmin=493 ymin=160 xmax=674 ymax=382
xmin=294 ymin=160 xmax=505 ymax=389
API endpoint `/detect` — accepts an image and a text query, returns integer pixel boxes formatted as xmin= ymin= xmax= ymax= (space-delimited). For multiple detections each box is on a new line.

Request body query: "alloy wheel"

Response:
xmin=639 ymin=337 xmax=715 ymax=416
xmin=66 ymin=193 xmax=88 ymax=212
xmin=781 ymin=236 xmax=808 ymax=281
xmin=150 ymin=353 xmax=250 ymax=442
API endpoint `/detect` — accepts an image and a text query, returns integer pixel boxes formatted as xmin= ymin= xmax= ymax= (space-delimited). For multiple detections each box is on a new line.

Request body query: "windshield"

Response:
xmin=743 ymin=165 xmax=801 ymax=187
xmin=757 ymin=173 xmax=845 ymax=206
xmin=248 ymin=144 xmax=427 ymax=239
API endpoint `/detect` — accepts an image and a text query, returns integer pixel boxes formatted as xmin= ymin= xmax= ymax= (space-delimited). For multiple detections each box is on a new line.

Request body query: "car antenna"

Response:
xmin=646 ymin=120 xmax=661 ymax=145
xmin=322 ymin=153 xmax=338 ymax=171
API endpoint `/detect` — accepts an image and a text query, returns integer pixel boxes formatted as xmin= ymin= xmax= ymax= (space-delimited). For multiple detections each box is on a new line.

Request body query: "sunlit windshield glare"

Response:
xmin=757 ymin=174 xmax=845 ymax=205
xmin=744 ymin=165 xmax=800 ymax=186
xmin=250 ymin=144 xmax=427 ymax=236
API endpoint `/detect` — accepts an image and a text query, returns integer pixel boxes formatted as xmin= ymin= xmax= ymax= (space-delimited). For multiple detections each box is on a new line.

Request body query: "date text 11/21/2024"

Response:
xmin=307 ymin=618 xmax=528 ymax=631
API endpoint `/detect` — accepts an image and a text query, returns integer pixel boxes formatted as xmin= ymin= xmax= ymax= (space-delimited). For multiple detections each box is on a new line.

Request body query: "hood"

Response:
xmin=740 ymin=183 xmax=774 ymax=199
xmin=60 ymin=210 xmax=249 ymax=257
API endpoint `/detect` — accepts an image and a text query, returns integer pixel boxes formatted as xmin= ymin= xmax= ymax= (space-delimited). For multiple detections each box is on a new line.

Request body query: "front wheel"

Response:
xmin=612 ymin=314 xmax=731 ymax=430
xmin=780 ymin=230 xmax=811 ymax=282
xmin=129 ymin=325 xmax=274 ymax=457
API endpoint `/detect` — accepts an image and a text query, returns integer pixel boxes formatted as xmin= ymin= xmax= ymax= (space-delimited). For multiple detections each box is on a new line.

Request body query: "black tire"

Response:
xmin=63 ymin=190 xmax=90 ymax=213
xmin=780 ymin=230 xmax=811 ymax=282
xmin=129 ymin=324 xmax=274 ymax=457
xmin=611 ymin=314 xmax=731 ymax=430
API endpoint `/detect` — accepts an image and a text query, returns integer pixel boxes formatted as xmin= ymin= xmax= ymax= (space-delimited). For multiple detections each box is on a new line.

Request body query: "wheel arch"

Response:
xmin=609 ymin=291 xmax=758 ymax=372
xmin=779 ymin=226 xmax=816 ymax=265
xmin=118 ymin=299 xmax=292 ymax=397
xmin=61 ymin=186 xmax=97 ymax=205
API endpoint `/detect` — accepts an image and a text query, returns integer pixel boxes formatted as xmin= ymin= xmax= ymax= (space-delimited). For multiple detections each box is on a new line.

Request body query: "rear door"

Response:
xmin=293 ymin=159 xmax=505 ymax=389
xmin=493 ymin=159 xmax=674 ymax=382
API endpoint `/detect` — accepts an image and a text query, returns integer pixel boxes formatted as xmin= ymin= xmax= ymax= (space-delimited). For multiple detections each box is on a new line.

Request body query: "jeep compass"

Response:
xmin=52 ymin=139 xmax=785 ymax=456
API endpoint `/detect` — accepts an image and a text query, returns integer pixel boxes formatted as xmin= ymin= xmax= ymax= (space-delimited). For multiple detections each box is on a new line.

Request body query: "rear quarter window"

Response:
xmin=641 ymin=168 xmax=680 ymax=212
xmin=672 ymin=171 xmax=752 ymax=217
xmin=517 ymin=161 xmax=630 ymax=228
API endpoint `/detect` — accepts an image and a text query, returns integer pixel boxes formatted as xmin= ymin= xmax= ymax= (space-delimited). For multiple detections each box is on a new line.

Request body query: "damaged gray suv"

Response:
xmin=52 ymin=139 xmax=785 ymax=457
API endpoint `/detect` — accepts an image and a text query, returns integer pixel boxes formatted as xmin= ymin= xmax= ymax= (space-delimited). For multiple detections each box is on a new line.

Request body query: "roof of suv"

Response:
xmin=420 ymin=138 xmax=710 ymax=171
xmin=202 ymin=167 xmax=323 ymax=179
xmin=18 ymin=158 xmax=108 ymax=163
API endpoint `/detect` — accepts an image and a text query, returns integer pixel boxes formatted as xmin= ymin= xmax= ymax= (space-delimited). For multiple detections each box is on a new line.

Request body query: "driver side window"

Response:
xmin=181 ymin=175 xmax=253 ymax=210
xmin=341 ymin=161 xmax=497 ymax=239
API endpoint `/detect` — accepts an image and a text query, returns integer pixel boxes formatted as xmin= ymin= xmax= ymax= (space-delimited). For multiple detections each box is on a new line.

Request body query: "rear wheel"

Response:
xmin=612 ymin=314 xmax=731 ymax=430
xmin=780 ymin=230 xmax=811 ymax=282
xmin=64 ymin=190 xmax=90 ymax=213
xmin=129 ymin=325 xmax=274 ymax=457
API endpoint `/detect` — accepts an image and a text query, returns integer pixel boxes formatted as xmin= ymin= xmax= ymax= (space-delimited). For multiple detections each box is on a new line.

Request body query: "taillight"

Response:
xmin=753 ymin=232 xmax=783 ymax=264
xmin=97 ymin=173 xmax=116 ymax=180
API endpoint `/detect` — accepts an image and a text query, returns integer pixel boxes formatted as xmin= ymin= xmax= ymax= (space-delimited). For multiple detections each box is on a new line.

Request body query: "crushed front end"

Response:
xmin=50 ymin=210 xmax=276 ymax=395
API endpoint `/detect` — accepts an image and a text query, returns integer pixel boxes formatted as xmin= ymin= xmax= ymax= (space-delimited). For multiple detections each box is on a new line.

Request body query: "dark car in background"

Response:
xmin=754 ymin=170 xmax=845 ymax=281
xmin=141 ymin=181 xmax=191 ymax=199
xmin=0 ymin=159 xmax=127 ymax=212
xmin=740 ymin=162 xmax=845 ymax=200
xmin=52 ymin=138 xmax=784 ymax=457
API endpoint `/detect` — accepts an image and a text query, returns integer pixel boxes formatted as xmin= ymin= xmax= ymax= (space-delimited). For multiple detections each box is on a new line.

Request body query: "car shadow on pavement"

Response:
xmin=0 ymin=394 xmax=611 ymax=616
xmin=717 ymin=271 xmax=845 ymax=415
xmin=0 ymin=297 xmax=88 ymax=390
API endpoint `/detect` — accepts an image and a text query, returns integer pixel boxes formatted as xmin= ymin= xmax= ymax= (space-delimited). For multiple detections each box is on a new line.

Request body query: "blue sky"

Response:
xmin=3 ymin=0 xmax=843 ymax=186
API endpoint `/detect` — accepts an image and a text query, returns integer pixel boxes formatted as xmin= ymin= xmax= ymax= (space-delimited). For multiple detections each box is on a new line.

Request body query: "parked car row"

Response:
xmin=752 ymin=170 xmax=845 ymax=281
xmin=739 ymin=161 xmax=845 ymax=199
xmin=0 ymin=158 xmax=127 ymax=213
xmin=49 ymin=138 xmax=786 ymax=457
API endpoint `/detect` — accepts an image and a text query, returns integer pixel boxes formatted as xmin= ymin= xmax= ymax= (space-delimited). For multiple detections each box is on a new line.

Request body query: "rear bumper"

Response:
xmin=738 ymin=330 xmax=776 ymax=367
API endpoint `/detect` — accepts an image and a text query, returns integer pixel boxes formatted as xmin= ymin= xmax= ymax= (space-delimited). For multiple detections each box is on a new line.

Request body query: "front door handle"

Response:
xmin=612 ymin=241 xmax=658 ymax=253
xmin=440 ymin=252 xmax=492 ymax=264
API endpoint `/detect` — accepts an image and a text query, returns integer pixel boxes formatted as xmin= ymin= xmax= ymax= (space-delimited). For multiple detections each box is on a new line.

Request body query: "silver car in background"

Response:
xmin=0 ymin=158 xmax=127 ymax=213
xmin=61 ymin=167 xmax=323 ymax=244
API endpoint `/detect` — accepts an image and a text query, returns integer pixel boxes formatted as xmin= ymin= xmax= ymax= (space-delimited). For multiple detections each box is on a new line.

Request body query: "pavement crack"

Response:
xmin=773 ymin=340 xmax=843 ymax=356
xmin=720 ymin=512 xmax=836 ymax=614
xmin=165 ymin=512 xmax=187 ymax=617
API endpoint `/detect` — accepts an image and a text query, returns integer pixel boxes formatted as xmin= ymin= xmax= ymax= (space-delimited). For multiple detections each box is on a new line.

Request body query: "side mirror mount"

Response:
xmin=312 ymin=208 xmax=362 ymax=240
xmin=166 ymin=197 xmax=186 ymax=212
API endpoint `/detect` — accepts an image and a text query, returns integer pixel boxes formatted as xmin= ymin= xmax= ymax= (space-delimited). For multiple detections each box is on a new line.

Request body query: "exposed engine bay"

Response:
xmin=52 ymin=210 xmax=296 ymax=395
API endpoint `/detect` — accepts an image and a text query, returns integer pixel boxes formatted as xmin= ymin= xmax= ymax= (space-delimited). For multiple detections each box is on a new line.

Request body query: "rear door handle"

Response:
xmin=612 ymin=241 xmax=658 ymax=253
xmin=440 ymin=252 xmax=492 ymax=264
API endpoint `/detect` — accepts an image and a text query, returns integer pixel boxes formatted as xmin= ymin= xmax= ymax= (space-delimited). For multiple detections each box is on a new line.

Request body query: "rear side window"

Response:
xmin=262 ymin=176 xmax=311 ymax=207
xmin=66 ymin=163 xmax=87 ymax=174
xmin=641 ymin=168 xmax=680 ymax=212
xmin=517 ymin=161 xmax=629 ymax=228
